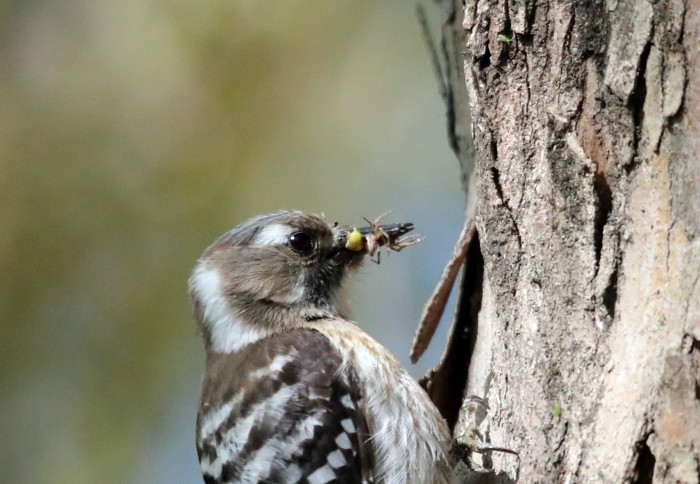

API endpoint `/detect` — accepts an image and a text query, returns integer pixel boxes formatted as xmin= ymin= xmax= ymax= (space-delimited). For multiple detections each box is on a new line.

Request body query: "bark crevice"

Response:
xmin=593 ymin=172 xmax=613 ymax=270
xmin=629 ymin=37 xmax=653 ymax=154
xmin=631 ymin=434 xmax=656 ymax=484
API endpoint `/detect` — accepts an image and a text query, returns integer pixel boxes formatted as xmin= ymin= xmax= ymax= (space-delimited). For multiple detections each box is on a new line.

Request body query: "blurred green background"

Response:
xmin=0 ymin=1 xmax=465 ymax=482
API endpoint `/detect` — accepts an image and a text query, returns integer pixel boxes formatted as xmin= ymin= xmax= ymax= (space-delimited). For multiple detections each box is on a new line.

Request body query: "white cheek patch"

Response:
xmin=190 ymin=264 xmax=269 ymax=353
xmin=253 ymin=223 xmax=294 ymax=246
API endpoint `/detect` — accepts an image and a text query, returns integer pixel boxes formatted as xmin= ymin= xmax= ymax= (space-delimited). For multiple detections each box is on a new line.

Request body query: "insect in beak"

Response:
xmin=337 ymin=212 xmax=421 ymax=264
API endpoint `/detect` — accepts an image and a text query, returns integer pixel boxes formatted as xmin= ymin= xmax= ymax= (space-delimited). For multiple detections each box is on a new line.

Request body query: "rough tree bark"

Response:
xmin=421 ymin=1 xmax=700 ymax=482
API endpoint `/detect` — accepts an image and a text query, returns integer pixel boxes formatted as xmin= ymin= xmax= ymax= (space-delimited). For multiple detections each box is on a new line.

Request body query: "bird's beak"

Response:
xmin=330 ymin=219 xmax=415 ymax=263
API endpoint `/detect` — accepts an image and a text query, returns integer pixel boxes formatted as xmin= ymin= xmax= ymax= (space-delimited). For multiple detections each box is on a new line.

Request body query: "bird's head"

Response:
xmin=189 ymin=210 xmax=413 ymax=353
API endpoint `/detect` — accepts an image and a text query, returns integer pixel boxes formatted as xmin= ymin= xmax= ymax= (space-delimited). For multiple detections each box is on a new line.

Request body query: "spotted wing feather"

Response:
xmin=197 ymin=328 xmax=373 ymax=484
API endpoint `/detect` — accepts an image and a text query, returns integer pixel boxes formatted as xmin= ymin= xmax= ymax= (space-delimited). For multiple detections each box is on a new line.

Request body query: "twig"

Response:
xmin=410 ymin=216 xmax=476 ymax=362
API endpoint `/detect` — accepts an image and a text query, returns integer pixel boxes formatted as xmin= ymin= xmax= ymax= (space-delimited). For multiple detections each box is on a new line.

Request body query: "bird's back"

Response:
xmin=197 ymin=328 xmax=374 ymax=483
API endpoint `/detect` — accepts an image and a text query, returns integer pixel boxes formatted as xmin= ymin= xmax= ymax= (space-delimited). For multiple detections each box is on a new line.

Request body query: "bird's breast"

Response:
xmin=305 ymin=319 xmax=454 ymax=484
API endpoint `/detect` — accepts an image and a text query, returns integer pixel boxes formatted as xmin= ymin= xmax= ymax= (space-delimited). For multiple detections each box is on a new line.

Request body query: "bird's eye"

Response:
xmin=288 ymin=232 xmax=314 ymax=255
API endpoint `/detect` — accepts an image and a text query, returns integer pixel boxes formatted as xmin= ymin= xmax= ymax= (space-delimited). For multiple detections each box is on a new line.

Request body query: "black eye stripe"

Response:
xmin=288 ymin=232 xmax=314 ymax=255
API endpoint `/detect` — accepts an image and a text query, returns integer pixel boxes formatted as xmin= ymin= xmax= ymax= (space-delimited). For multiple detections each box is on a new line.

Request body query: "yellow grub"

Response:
xmin=345 ymin=229 xmax=365 ymax=251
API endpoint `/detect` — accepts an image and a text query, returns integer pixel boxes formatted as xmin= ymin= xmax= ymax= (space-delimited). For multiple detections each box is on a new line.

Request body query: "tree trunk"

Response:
xmin=425 ymin=1 xmax=700 ymax=482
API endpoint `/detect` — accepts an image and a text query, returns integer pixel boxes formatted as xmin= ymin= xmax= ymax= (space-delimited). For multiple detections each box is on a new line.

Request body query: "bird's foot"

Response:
xmin=452 ymin=396 xmax=518 ymax=473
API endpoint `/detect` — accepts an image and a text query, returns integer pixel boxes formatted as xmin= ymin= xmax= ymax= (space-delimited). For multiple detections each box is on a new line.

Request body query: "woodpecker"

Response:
xmin=190 ymin=211 xmax=454 ymax=484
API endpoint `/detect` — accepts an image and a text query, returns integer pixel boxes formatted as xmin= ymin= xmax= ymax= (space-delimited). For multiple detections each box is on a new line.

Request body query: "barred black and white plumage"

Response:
xmin=190 ymin=211 xmax=455 ymax=484
xmin=197 ymin=329 xmax=373 ymax=483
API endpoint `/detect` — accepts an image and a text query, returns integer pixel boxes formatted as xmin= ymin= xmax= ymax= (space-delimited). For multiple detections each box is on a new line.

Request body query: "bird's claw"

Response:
xmin=453 ymin=395 xmax=518 ymax=473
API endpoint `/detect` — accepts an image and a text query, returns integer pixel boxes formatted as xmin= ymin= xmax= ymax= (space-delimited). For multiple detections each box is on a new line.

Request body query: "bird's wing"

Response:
xmin=197 ymin=328 xmax=374 ymax=484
